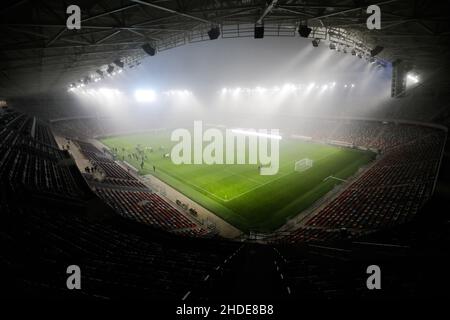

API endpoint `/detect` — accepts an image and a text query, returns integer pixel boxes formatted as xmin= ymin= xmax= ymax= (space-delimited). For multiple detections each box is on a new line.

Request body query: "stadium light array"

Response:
xmin=324 ymin=37 xmax=386 ymax=68
xmin=98 ymin=88 xmax=120 ymax=94
xmin=407 ymin=73 xmax=419 ymax=84
xmin=219 ymin=82 xmax=352 ymax=96
xmin=311 ymin=38 xmax=320 ymax=47
xmin=232 ymin=87 xmax=241 ymax=96
xmin=106 ymin=65 xmax=115 ymax=75
xmin=67 ymin=66 xmax=125 ymax=91
xmin=68 ymin=86 xmax=195 ymax=102
xmin=320 ymin=84 xmax=329 ymax=93
xmin=163 ymin=90 xmax=193 ymax=97
xmin=68 ymin=87 xmax=123 ymax=98
xmin=282 ymin=83 xmax=297 ymax=92
xmin=113 ymin=59 xmax=124 ymax=68
xmin=66 ymin=51 xmax=148 ymax=92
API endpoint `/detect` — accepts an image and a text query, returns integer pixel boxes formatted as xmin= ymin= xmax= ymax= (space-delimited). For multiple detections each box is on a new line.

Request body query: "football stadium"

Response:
xmin=1 ymin=0 xmax=450 ymax=308
xmin=100 ymin=131 xmax=375 ymax=232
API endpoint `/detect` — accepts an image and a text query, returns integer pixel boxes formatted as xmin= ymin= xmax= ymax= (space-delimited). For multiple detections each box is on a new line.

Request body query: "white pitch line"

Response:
xmin=156 ymin=170 xmax=229 ymax=202
xmin=222 ymin=170 xmax=293 ymax=202
xmin=182 ymin=180 xmax=228 ymax=201
xmin=323 ymin=175 xmax=347 ymax=182
xmin=176 ymin=168 xmax=266 ymax=202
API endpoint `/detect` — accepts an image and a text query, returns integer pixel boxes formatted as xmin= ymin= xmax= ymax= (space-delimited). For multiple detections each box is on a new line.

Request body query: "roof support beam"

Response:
xmin=276 ymin=6 xmax=314 ymax=18
xmin=0 ymin=0 xmax=28 ymax=15
xmin=95 ymin=30 xmax=121 ymax=44
xmin=81 ymin=4 xmax=140 ymax=23
xmin=46 ymin=28 xmax=66 ymax=47
xmin=126 ymin=28 xmax=160 ymax=41
xmin=2 ymin=23 xmax=185 ymax=32
xmin=0 ymin=40 xmax=148 ymax=52
xmin=0 ymin=46 xmax=145 ymax=63
xmin=310 ymin=0 xmax=399 ymax=21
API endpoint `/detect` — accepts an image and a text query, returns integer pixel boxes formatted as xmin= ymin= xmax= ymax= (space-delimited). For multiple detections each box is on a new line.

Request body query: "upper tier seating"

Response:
xmin=0 ymin=110 xmax=90 ymax=200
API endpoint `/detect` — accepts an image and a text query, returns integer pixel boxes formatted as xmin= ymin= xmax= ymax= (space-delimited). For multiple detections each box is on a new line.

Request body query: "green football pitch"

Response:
xmin=101 ymin=132 xmax=375 ymax=233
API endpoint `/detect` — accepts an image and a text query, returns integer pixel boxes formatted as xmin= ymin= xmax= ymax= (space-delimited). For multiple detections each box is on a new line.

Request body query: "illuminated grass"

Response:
xmin=101 ymin=132 xmax=374 ymax=233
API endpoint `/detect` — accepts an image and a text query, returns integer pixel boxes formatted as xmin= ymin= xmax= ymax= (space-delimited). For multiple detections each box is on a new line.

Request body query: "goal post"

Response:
xmin=294 ymin=158 xmax=313 ymax=172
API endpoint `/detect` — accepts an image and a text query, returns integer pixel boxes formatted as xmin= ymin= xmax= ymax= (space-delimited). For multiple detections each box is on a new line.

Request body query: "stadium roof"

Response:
xmin=1 ymin=0 xmax=450 ymax=97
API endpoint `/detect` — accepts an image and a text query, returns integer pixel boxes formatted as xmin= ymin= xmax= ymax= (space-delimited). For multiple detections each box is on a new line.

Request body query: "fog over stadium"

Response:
xmin=68 ymin=37 xmax=392 ymax=131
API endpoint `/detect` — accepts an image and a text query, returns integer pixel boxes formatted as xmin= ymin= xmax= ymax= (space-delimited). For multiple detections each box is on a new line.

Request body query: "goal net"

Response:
xmin=294 ymin=158 xmax=313 ymax=172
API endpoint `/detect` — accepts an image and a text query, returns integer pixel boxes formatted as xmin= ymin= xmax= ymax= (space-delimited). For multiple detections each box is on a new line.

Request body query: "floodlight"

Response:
xmin=407 ymin=73 xmax=419 ymax=84
xmin=142 ymin=43 xmax=156 ymax=56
